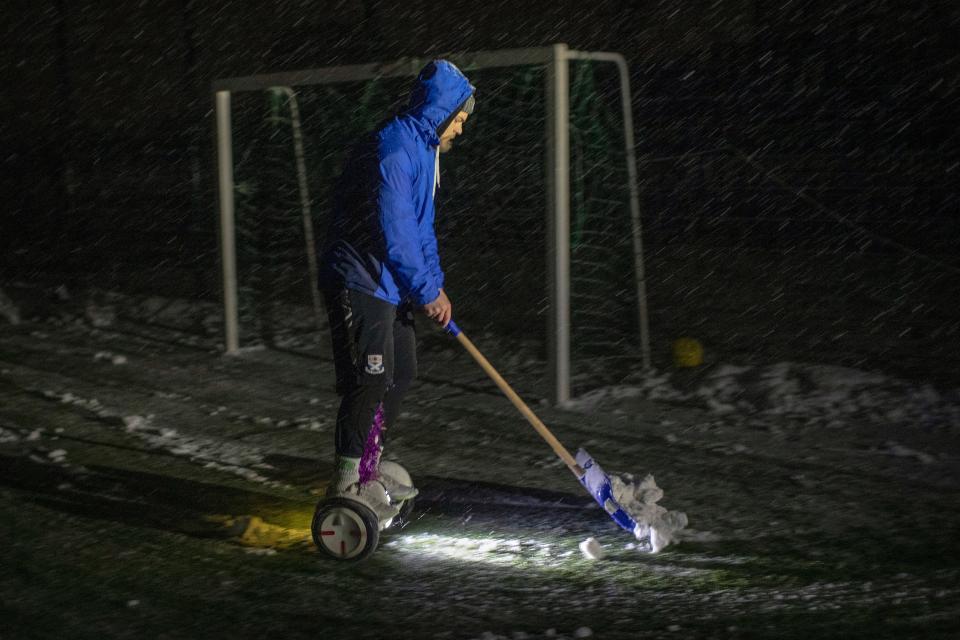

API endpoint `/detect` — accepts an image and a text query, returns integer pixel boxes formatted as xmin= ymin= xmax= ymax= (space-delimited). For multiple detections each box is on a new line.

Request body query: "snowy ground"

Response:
xmin=1 ymin=284 xmax=959 ymax=639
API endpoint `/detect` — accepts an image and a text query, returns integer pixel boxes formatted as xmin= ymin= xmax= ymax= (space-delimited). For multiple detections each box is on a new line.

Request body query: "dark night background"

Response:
xmin=3 ymin=4 xmax=960 ymax=637
xmin=2 ymin=0 xmax=958 ymax=386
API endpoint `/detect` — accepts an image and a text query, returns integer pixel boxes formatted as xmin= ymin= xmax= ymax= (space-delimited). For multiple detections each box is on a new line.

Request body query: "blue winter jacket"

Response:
xmin=320 ymin=60 xmax=475 ymax=306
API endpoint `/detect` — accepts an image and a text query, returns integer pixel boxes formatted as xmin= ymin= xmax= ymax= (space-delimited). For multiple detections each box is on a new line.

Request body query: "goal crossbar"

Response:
xmin=212 ymin=47 xmax=557 ymax=93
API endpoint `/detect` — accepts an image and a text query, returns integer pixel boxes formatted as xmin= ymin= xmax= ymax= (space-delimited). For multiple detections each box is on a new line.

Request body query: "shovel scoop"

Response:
xmin=446 ymin=320 xmax=639 ymax=534
xmin=576 ymin=449 xmax=638 ymax=533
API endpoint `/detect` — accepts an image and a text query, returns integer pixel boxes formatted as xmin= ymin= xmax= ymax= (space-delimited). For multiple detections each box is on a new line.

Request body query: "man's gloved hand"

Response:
xmin=421 ymin=288 xmax=452 ymax=327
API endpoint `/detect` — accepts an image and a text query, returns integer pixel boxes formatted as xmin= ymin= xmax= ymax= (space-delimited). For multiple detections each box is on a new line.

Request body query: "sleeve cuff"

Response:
xmin=414 ymin=285 xmax=441 ymax=306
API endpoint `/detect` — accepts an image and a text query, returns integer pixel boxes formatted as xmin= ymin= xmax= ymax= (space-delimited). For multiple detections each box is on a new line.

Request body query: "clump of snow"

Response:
xmin=878 ymin=440 xmax=937 ymax=465
xmin=47 ymin=390 xmax=106 ymax=413
xmin=578 ymin=537 xmax=604 ymax=560
xmin=0 ymin=287 xmax=21 ymax=325
xmin=243 ymin=547 xmax=277 ymax=556
xmin=296 ymin=418 xmax=330 ymax=432
xmin=94 ymin=351 xmax=128 ymax=365
xmin=610 ymin=473 xmax=688 ymax=553
xmin=85 ymin=300 xmax=116 ymax=327
xmin=122 ymin=415 xmax=149 ymax=431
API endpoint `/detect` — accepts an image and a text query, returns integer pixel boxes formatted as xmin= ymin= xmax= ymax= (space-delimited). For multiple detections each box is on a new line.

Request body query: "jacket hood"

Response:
xmin=404 ymin=60 xmax=475 ymax=144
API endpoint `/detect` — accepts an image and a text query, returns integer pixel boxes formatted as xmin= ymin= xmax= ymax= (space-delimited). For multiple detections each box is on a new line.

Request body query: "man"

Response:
xmin=319 ymin=59 xmax=475 ymax=520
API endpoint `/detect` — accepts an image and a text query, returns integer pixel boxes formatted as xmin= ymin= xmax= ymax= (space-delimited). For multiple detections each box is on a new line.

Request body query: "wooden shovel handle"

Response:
xmin=451 ymin=328 xmax=583 ymax=478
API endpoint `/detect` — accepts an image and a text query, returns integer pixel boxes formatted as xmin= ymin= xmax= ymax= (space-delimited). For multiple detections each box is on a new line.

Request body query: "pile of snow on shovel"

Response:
xmin=611 ymin=472 xmax=688 ymax=553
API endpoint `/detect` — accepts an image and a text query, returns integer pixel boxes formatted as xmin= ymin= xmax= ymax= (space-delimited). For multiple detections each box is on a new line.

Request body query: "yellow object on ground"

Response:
xmin=207 ymin=514 xmax=312 ymax=550
xmin=672 ymin=337 xmax=704 ymax=368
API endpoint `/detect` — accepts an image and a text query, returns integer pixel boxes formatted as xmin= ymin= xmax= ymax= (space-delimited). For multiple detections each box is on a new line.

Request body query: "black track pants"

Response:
xmin=323 ymin=288 xmax=417 ymax=459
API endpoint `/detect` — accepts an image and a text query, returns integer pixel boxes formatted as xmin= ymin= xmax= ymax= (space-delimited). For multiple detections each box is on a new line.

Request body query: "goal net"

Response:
xmin=214 ymin=45 xmax=648 ymax=402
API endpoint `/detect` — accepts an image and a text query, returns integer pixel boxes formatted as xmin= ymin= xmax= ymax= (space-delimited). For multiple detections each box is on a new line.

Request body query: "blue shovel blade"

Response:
xmin=576 ymin=449 xmax=638 ymax=534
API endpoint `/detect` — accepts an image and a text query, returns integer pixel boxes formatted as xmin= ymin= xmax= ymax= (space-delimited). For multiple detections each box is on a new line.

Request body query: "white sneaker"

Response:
xmin=349 ymin=480 xmax=401 ymax=522
xmin=379 ymin=470 xmax=419 ymax=501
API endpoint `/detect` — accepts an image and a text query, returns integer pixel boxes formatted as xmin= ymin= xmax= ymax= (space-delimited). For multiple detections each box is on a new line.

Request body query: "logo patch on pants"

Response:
xmin=364 ymin=354 xmax=385 ymax=375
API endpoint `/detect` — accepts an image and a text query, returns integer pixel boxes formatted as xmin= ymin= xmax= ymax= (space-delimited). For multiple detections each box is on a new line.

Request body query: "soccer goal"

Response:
xmin=212 ymin=43 xmax=649 ymax=405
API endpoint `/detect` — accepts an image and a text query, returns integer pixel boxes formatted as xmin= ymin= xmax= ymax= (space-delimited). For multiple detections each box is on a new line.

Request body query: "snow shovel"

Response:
xmin=445 ymin=320 xmax=638 ymax=534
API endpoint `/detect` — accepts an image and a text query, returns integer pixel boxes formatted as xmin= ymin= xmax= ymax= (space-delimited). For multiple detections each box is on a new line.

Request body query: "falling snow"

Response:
xmin=2 ymin=2 xmax=959 ymax=637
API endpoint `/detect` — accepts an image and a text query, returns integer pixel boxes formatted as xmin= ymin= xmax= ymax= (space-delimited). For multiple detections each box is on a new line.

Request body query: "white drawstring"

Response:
xmin=433 ymin=146 xmax=440 ymax=199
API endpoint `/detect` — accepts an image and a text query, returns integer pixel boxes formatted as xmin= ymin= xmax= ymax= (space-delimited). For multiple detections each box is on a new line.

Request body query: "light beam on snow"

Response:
xmin=386 ymin=534 xmax=561 ymax=566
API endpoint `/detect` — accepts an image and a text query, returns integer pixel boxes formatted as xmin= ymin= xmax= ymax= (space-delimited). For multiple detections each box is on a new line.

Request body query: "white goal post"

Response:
xmin=212 ymin=43 xmax=650 ymax=405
